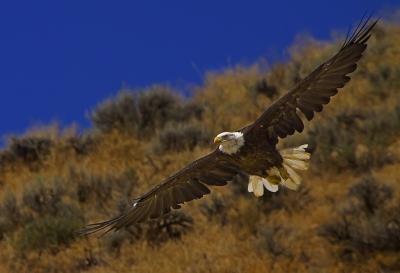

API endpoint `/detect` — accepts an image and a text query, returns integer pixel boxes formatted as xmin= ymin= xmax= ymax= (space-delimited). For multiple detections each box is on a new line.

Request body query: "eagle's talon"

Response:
xmin=278 ymin=167 xmax=290 ymax=180
xmin=267 ymin=175 xmax=281 ymax=185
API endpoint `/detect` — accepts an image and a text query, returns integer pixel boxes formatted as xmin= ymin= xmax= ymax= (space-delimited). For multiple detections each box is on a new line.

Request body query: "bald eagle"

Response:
xmin=81 ymin=18 xmax=377 ymax=235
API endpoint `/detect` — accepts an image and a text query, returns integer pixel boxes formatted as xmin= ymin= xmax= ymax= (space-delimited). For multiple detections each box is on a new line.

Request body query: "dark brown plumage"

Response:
xmin=79 ymin=18 xmax=377 ymax=235
xmin=242 ymin=18 xmax=377 ymax=144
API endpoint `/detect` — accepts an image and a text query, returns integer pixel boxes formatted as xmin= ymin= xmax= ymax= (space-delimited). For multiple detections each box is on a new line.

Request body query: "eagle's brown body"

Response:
xmin=233 ymin=135 xmax=283 ymax=177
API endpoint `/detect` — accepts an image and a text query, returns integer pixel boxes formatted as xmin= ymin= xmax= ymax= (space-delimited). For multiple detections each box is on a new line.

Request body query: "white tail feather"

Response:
xmin=281 ymin=178 xmax=299 ymax=191
xmin=247 ymin=144 xmax=310 ymax=196
xmin=262 ymin=179 xmax=279 ymax=192
xmin=248 ymin=176 xmax=264 ymax=197
xmin=283 ymin=163 xmax=301 ymax=185
xmin=280 ymin=144 xmax=310 ymax=191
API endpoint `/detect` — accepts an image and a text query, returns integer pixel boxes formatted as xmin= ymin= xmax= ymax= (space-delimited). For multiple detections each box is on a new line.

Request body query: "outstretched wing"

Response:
xmin=79 ymin=150 xmax=240 ymax=235
xmin=243 ymin=18 xmax=377 ymax=144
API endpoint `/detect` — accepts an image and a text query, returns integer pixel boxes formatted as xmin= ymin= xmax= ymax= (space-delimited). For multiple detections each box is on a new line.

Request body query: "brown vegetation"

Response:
xmin=0 ymin=21 xmax=399 ymax=273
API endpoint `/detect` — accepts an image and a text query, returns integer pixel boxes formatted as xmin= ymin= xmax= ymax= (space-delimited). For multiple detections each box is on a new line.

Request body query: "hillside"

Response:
xmin=0 ymin=21 xmax=399 ymax=273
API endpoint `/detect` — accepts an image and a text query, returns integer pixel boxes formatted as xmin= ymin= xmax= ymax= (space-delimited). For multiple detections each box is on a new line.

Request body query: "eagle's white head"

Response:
xmin=214 ymin=131 xmax=245 ymax=155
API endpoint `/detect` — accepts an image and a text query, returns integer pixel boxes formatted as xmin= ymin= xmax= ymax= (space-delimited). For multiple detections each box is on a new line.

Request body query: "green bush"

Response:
xmin=319 ymin=175 xmax=399 ymax=256
xmin=0 ymin=136 xmax=53 ymax=171
xmin=0 ymin=191 xmax=21 ymax=239
xmin=64 ymin=134 xmax=96 ymax=156
xmin=348 ymin=175 xmax=392 ymax=214
xmin=153 ymin=123 xmax=212 ymax=153
xmin=256 ymin=224 xmax=292 ymax=258
xmin=15 ymin=209 xmax=82 ymax=253
xmin=75 ymin=249 xmax=100 ymax=271
xmin=137 ymin=87 xmax=182 ymax=134
xmin=22 ymin=178 xmax=64 ymax=215
xmin=71 ymin=169 xmax=138 ymax=208
xmin=13 ymin=176 xmax=84 ymax=253
xmin=99 ymin=211 xmax=193 ymax=252
xmin=309 ymin=106 xmax=400 ymax=172
xmin=90 ymin=86 xmax=204 ymax=138
xmin=252 ymin=79 xmax=278 ymax=99
xmin=103 ymin=229 xmax=136 ymax=255
xmin=259 ymin=186 xmax=312 ymax=214
xmin=90 ymin=91 xmax=141 ymax=135
xmin=0 ymin=151 xmax=13 ymax=171
xmin=1 ymin=191 xmax=20 ymax=223
xmin=200 ymin=195 xmax=229 ymax=225
xmin=137 ymin=86 xmax=204 ymax=136
xmin=145 ymin=211 xmax=193 ymax=244
xmin=9 ymin=136 xmax=53 ymax=162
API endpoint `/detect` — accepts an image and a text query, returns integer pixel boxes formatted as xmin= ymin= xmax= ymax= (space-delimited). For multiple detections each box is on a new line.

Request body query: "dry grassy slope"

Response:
xmin=0 ymin=22 xmax=399 ymax=273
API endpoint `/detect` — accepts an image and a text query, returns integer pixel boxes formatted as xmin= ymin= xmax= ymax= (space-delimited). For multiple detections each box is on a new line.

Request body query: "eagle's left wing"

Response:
xmin=78 ymin=149 xmax=240 ymax=235
xmin=243 ymin=18 xmax=377 ymax=144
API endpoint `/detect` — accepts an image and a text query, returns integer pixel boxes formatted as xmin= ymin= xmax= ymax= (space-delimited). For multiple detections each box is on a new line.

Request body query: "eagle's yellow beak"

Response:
xmin=214 ymin=136 xmax=223 ymax=145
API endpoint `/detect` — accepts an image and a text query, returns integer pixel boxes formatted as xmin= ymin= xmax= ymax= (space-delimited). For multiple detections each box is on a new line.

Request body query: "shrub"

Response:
xmin=179 ymin=101 xmax=204 ymax=121
xmin=103 ymin=229 xmax=136 ymax=255
xmin=231 ymin=173 xmax=251 ymax=196
xmin=76 ymin=249 xmax=100 ymax=271
xmin=0 ymin=217 xmax=11 ymax=241
xmin=319 ymin=175 xmax=400 ymax=256
xmin=309 ymin=106 xmax=400 ymax=172
xmin=137 ymin=87 xmax=182 ymax=134
xmin=14 ymin=176 xmax=85 ymax=253
xmin=1 ymin=191 xmax=20 ymax=224
xmin=309 ymin=111 xmax=361 ymax=172
xmin=9 ymin=136 xmax=53 ymax=161
xmin=15 ymin=209 xmax=82 ymax=253
xmin=200 ymin=195 xmax=229 ymax=225
xmin=69 ymin=169 xmax=113 ymax=208
xmin=348 ymin=175 xmax=392 ymax=215
xmin=0 ymin=191 xmax=21 ymax=239
xmin=138 ymin=87 xmax=205 ymax=136
xmin=22 ymin=178 xmax=64 ymax=215
xmin=0 ymin=136 xmax=53 ymax=170
xmin=90 ymin=86 xmax=204 ymax=139
xmin=320 ymin=208 xmax=400 ymax=255
xmin=64 ymin=134 xmax=96 ymax=156
xmin=257 ymin=225 xmax=292 ymax=258
xmin=252 ymin=79 xmax=278 ymax=99
xmin=99 ymin=211 xmax=193 ymax=251
xmin=90 ymin=91 xmax=141 ymax=135
xmin=72 ymin=169 xmax=138 ymax=208
xmin=153 ymin=123 xmax=212 ymax=153
xmin=0 ymin=151 xmax=13 ymax=171
xmin=85 ymin=175 xmax=112 ymax=208
xmin=259 ymin=186 xmax=312 ymax=214
xmin=75 ymin=177 xmax=92 ymax=203
xmin=146 ymin=211 xmax=193 ymax=244
xmin=1 ymin=175 xmax=86 ymax=253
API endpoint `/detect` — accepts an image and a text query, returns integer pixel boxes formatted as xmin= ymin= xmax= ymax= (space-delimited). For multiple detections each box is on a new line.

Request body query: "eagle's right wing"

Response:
xmin=79 ymin=149 xmax=240 ymax=235
xmin=242 ymin=18 xmax=377 ymax=144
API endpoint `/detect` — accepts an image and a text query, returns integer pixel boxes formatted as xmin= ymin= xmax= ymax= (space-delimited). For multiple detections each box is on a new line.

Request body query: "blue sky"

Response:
xmin=0 ymin=0 xmax=399 ymax=141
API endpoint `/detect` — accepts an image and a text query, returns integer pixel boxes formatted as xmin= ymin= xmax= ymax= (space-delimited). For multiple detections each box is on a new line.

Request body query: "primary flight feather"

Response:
xmin=80 ymin=18 xmax=378 ymax=235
